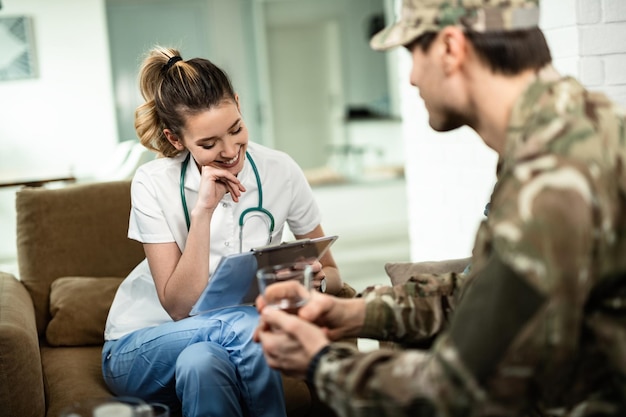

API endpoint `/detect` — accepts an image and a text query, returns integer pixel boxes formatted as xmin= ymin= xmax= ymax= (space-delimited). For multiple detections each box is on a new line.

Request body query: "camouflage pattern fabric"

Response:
xmin=371 ymin=0 xmax=540 ymax=51
xmin=312 ymin=67 xmax=626 ymax=416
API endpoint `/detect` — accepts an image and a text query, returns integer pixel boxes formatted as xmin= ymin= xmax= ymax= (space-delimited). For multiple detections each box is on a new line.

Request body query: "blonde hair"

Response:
xmin=134 ymin=46 xmax=236 ymax=157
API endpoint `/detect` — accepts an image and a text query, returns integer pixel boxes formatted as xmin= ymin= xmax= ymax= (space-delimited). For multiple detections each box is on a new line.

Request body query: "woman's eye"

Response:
xmin=231 ymin=126 xmax=242 ymax=135
xmin=202 ymin=143 xmax=216 ymax=149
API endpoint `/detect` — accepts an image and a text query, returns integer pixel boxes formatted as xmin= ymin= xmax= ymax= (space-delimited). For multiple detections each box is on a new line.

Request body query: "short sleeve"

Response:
xmin=128 ymin=168 xmax=177 ymax=243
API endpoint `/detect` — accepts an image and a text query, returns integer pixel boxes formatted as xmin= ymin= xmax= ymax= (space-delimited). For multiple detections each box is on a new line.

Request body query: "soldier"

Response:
xmin=254 ymin=0 xmax=626 ymax=416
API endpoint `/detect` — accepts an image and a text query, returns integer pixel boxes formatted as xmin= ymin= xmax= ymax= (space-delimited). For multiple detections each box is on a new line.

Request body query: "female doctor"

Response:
xmin=102 ymin=46 xmax=342 ymax=417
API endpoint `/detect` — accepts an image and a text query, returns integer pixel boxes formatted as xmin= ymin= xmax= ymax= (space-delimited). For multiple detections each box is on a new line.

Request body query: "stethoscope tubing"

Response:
xmin=180 ymin=151 xmax=275 ymax=252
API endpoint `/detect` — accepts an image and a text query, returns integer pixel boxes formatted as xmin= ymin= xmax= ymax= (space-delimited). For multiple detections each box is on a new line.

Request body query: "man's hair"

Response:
xmin=410 ymin=27 xmax=552 ymax=75
xmin=467 ymin=28 xmax=552 ymax=74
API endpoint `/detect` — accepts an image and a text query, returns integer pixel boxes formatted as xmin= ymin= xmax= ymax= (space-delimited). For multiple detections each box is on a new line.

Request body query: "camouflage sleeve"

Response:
xmin=357 ymin=272 xmax=463 ymax=345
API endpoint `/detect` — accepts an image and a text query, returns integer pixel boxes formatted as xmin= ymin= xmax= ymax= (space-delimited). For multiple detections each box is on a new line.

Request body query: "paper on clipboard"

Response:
xmin=189 ymin=235 xmax=338 ymax=315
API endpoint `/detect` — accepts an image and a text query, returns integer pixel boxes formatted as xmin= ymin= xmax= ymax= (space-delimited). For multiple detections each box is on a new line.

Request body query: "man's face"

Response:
xmin=408 ymin=34 xmax=467 ymax=133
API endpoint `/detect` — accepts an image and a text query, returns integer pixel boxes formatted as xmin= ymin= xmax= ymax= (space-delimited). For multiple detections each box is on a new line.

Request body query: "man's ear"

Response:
xmin=164 ymin=129 xmax=185 ymax=151
xmin=440 ymin=26 xmax=467 ymax=76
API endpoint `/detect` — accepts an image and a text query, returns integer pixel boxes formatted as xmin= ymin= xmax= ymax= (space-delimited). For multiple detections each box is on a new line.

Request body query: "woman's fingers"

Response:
xmin=310 ymin=260 xmax=323 ymax=274
xmin=308 ymin=261 xmax=325 ymax=291
xmin=225 ymin=178 xmax=246 ymax=201
xmin=198 ymin=166 xmax=247 ymax=204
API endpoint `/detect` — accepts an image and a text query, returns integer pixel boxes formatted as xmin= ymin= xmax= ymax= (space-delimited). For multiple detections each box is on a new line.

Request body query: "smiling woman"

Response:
xmin=101 ymin=46 xmax=343 ymax=417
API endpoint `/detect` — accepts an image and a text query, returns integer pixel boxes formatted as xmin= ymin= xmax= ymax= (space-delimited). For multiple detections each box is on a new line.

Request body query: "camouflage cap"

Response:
xmin=370 ymin=0 xmax=540 ymax=51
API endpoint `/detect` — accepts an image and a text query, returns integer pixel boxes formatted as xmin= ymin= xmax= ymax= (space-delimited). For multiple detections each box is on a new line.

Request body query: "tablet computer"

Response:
xmin=189 ymin=235 xmax=338 ymax=315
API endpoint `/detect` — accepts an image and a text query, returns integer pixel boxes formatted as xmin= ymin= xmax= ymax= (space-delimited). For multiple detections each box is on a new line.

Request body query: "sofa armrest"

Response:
xmin=0 ymin=272 xmax=45 ymax=417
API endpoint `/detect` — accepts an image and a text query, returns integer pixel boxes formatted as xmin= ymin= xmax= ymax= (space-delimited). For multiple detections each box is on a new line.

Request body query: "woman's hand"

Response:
xmin=309 ymin=260 xmax=326 ymax=292
xmin=196 ymin=165 xmax=246 ymax=212
xmin=294 ymin=225 xmax=342 ymax=294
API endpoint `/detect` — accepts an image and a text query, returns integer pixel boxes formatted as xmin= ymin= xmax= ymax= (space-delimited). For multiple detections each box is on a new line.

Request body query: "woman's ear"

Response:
xmin=164 ymin=129 xmax=185 ymax=151
xmin=234 ymin=93 xmax=241 ymax=112
xmin=440 ymin=26 xmax=467 ymax=76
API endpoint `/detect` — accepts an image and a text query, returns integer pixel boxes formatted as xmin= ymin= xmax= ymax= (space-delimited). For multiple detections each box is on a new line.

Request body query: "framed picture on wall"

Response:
xmin=0 ymin=16 xmax=38 ymax=81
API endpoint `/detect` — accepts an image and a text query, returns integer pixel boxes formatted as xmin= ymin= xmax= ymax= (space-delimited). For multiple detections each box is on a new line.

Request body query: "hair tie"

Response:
xmin=163 ymin=56 xmax=183 ymax=73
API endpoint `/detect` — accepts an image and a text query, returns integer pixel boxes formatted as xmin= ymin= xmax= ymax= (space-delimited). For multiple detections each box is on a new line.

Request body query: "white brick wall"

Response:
xmin=534 ymin=0 xmax=626 ymax=103
xmin=541 ymin=0 xmax=578 ymax=28
xmin=576 ymin=0 xmax=626 ymax=106
xmin=604 ymin=0 xmax=626 ymax=22
xmin=571 ymin=0 xmax=626 ymax=128
xmin=579 ymin=24 xmax=626 ymax=55
xmin=580 ymin=57 xmax=605 ymax=86
xmin=578 ymin=0 xmax=603 ymax=25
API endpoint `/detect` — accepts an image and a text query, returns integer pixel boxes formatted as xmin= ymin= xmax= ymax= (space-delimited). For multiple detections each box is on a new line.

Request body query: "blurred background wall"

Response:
xmin=1 ymin=0 xmax=625 ymax=290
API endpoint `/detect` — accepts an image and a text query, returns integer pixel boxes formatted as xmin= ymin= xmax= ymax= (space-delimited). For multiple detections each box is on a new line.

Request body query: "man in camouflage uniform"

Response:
xmin=254 ymin=0 xmax=626 ymax=415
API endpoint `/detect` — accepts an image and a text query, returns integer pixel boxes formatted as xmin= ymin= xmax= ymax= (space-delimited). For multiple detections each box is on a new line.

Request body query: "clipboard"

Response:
xmin=189 ymin=235 xmax=338 ymax=315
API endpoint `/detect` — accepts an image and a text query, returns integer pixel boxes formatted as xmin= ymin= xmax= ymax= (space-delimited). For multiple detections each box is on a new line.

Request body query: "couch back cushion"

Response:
xmin=16 ymin=180 xmax=145 ymax=336
xmin=47 ymin=276 xmax=124 ymax=346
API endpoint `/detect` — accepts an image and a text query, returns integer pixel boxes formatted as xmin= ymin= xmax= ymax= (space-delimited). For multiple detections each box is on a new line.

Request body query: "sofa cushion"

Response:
xmin=47 ymin=277 xmax=123 ymax=346
xmin=41 ymin=345 xmax=113 ymax=417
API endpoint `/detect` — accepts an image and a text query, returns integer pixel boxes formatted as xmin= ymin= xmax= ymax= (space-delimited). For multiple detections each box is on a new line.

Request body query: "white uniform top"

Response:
xmin=105 ymin=142 xmax=321 ymax=340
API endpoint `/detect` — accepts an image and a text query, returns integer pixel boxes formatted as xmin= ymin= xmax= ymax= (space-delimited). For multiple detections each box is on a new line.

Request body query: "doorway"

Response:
xmin=266 ymin=20 xmax=344 ymax=171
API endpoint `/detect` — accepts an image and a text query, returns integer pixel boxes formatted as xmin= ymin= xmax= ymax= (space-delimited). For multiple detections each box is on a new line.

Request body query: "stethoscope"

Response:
xmin=180 ymin=151 xmax=275 ymax=252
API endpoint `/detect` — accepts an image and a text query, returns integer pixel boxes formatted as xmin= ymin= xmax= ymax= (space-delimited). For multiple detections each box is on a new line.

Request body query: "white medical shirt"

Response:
xmin=105 ymin=142 xmax=321 ymax=340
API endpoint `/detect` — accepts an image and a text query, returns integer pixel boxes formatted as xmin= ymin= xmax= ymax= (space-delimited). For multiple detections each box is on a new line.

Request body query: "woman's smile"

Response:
xmin=216 ymin=149 xmax=241 ymax=168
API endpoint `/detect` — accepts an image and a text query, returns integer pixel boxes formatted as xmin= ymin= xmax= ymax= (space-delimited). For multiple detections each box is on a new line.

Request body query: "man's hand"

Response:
xmin=255 ymin=281 xmax=367 ymax=341
xmin=255 ymin=307 xmax=330 ymax=378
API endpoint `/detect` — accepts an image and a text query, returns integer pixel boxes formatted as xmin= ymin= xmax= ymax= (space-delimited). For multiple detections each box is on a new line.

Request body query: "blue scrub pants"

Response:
xmin=102 ymin=306 xmax=286 ymax=417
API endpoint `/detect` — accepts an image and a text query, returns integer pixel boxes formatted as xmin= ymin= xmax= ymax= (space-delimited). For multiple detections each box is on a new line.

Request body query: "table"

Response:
xmin=0 ymin=175 xmax=76 ymax=188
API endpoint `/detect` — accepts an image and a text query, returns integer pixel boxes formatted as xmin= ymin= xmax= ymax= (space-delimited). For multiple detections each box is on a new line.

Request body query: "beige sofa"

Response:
xmin=0 ymin=180 xmax=356 ymax=417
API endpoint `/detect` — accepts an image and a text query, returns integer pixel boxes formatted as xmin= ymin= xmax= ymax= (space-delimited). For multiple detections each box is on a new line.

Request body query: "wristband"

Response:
xmin=306 ymin=344 xmax=331 ymax=386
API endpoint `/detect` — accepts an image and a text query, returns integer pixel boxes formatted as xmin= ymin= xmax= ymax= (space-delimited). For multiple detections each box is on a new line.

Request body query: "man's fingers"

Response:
xmin=263 ymin=308 xmax=330 ymax=354
xmin=253 ymin=314 xmax=270 ymax=343
xmin=257 ymin=324 xmax=311 ymax=378
xmin=255 ymin=294 xmax=266 ymax=312
xmin=262 ymin=307 xmax=317 ymax=341
xmin=297 ymin=290 xmax=330 ymax=322
xmin=261 ymin=306 xmax=295 ymax=331
xmin=259 ymin=281 xmax=308 ymax=309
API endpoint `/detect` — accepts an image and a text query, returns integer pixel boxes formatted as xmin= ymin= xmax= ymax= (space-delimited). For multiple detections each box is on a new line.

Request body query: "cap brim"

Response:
xmin=370 ymin=21 xmax=427 ymax=51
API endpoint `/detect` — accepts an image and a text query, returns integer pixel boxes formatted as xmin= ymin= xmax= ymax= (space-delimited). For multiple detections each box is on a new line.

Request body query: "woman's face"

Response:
xmin=171 ymin=100 xmax=249 ymax=176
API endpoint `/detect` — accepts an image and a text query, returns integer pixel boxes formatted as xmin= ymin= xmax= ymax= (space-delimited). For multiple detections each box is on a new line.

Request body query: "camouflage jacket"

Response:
xmin=313 ymin=68 xmax=626 ymax=417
